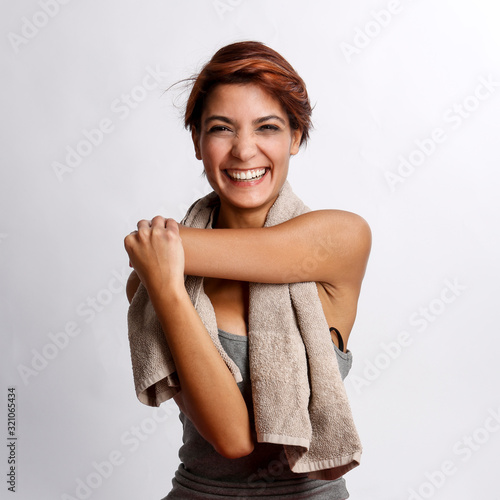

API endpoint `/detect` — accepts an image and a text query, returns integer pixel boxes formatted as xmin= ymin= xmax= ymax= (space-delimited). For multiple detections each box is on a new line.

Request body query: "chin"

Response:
xmin=229 ymin=189 xmax=279 ymax=211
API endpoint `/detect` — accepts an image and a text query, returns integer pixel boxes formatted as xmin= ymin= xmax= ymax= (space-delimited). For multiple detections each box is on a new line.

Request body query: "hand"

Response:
xmin=124 ymin=217 xmax=185 ymax=296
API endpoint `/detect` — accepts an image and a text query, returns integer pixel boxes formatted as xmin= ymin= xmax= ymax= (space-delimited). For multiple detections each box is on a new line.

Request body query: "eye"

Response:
xmin=258 ymin=124 xmax=280 ymax=132
xmin=208 ymin=125 xmax=232 ymax=133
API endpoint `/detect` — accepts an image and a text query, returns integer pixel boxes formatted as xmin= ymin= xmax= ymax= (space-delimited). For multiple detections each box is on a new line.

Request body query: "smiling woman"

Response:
xmin=124 ymin=41 xmax=371 ymax=499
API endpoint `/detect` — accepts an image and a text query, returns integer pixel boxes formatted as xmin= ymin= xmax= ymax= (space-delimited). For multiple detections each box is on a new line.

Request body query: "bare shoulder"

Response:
xmin=293 ymin=209 xmax=371 ymax=246
xmin=318 ymin=209 xmax=371 ymax=242
xmin=306 ymin=209 xmax=372 ymax=286
xmin=126 ymin=270 xmax=142 ymax=304
xmin=326 ymin=210 xmax=371 ymax=262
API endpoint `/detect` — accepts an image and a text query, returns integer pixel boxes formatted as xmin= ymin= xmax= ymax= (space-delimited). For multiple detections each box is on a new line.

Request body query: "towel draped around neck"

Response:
xmin=127 ymin=181 xmax=362 ymax=480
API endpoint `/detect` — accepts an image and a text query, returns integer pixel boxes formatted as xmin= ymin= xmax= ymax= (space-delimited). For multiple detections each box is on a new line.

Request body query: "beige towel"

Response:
xmin=127 ymin=181 xmax=362 ymax=480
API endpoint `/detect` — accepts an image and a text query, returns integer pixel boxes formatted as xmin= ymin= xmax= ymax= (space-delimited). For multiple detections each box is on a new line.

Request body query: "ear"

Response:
xmin=290 ymin=128 xmax=302 ymax=156
xmin=191 ymin=127 xmax=202 ymax=160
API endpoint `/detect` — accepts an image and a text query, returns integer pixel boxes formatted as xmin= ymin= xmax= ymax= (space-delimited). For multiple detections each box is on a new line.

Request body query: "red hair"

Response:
xmin=184 ymin=41 xmax=312 ymax=146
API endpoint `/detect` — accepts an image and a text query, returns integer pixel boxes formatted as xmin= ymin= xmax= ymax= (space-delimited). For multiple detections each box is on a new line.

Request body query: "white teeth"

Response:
xmin=227 ymin=168 xmax=266 ymax=181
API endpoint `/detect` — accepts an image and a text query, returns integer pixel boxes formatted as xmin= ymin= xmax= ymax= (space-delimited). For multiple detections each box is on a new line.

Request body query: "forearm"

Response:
xmin=179 ymin=210 xmax=371 ymax=286
xmin=180 ymin=225 xmax=284 ymax=282
xmin=149 ymin=286 xmax=253 ymax=458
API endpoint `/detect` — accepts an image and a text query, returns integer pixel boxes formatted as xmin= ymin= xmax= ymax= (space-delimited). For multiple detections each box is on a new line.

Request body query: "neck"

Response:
xmin=214 ymin=198 xmax=277 ymax=229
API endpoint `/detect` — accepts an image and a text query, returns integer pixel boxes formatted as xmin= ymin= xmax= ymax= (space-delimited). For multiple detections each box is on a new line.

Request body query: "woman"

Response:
xmin=125 ymin=41 xmax=371 ymax=499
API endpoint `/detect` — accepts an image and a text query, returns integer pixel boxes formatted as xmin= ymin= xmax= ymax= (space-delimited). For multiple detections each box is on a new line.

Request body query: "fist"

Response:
xmin=124 ymin=216 xmax=185 ymax=295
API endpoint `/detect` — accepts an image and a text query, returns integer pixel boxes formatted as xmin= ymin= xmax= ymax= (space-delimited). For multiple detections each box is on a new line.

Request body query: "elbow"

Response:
xmin=126 ymin=270 xmax=141 ymax=304
xmin=214 ymin=436 xmax=254 ymax=459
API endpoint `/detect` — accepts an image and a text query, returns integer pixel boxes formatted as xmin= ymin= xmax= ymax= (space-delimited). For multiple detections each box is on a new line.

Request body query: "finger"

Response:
xmin=124 ymin=232 xmax=135 ymax=251
xmin=137 ymin=219 xmax=151 ymax=230
xmin=165 ymin=218 xmax=179 ymax=234
xmin=151 ymin=215 xmax=167 ymax=227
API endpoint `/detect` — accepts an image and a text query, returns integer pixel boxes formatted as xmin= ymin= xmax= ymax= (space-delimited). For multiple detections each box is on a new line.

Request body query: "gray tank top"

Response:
xmin=164 ymin=329 xmax=353 ymax=499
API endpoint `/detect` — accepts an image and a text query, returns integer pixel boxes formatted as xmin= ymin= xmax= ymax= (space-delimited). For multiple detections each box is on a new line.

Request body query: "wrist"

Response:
xmin=148 ymin=280 xmax=189 ymax=308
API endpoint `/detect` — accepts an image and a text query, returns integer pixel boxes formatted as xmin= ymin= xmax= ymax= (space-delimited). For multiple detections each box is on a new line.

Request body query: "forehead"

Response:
xmin=202 ymin=83 xmax=287 ymax=118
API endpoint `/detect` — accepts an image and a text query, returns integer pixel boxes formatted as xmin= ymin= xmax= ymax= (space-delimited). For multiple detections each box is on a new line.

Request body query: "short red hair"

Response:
xmin=184 ymin=41 xmax=312 ymax=146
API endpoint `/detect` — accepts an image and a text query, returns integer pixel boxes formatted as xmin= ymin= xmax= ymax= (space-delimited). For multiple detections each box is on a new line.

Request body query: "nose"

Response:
xmin=231 ymin=132 xmax=257 ymax=162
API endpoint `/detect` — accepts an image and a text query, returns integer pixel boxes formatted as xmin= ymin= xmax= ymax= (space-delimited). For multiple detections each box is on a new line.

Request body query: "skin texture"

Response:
xmin=124 ymin=83 xmax=371 ymax=459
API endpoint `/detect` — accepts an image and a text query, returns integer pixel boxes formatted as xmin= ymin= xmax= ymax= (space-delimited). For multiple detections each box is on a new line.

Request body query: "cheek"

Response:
xmin=201 ymin=140 xmax=225 ymax=167
xmin=266 ymin=139 xmax=294 ymax=162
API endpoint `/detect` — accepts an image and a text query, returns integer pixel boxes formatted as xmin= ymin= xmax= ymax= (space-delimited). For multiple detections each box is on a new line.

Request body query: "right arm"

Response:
xmin=125 ymin=218 xmax=253 ymax=459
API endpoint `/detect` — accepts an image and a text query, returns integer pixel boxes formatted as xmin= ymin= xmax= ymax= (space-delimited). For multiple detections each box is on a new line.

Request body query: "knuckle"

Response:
xmin=124 ymin=233 xmax=135 ymax=248
xmin=137 ymin=228 xmax=150 ymax=242
xmin=165 ymin=231 xmax=177 ymax=242
xmin=151 ymin=225 xmax=163 ymax=236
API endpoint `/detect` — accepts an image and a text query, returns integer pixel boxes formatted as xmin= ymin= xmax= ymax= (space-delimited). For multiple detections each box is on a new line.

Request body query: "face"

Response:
xmin=192 ymin=83 xmax=302 ymax=220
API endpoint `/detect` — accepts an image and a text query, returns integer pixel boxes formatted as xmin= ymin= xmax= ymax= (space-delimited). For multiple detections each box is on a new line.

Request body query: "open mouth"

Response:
xmin=225 ymin=168 xmax=268 ymax=182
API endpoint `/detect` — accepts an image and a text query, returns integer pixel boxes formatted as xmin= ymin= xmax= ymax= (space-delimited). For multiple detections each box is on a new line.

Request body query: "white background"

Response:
xmin=2 ymin=1 xmax=500 ymax=499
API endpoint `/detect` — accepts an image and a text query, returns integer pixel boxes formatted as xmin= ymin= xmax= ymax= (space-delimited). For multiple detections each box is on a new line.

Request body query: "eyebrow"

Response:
xmin=254 ymin=115 xmax=286 ymax=125
xmin=203 ymin=114 xmax=286 ymax=127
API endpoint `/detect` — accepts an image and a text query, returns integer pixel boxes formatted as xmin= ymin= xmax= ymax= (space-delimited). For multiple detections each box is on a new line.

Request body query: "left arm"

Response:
xmin=179 ymin=210 xmax=371 ymax=289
